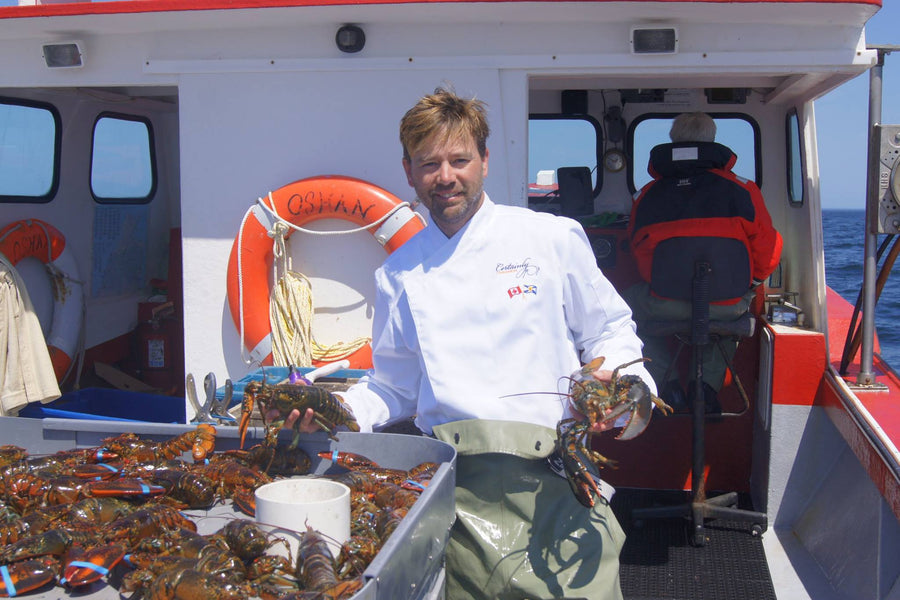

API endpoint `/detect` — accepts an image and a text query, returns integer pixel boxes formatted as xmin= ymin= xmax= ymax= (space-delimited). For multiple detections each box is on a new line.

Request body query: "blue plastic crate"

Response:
xmin=19 ymin=388 xmax=186 ymax=423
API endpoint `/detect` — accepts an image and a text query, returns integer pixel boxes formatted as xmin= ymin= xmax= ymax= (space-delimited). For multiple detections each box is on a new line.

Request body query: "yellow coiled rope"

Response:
xmin=268 ymin=223 xmax=370 ymax=367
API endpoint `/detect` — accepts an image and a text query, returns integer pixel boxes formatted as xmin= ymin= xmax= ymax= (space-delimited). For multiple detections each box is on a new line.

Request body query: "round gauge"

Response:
xmin=603 ymin=149 xmax=626 ymax=173
xmin=891 ymin=154 xmax=900 ymax=207
xmin=591 ymin=236 xmax=613 ymax=260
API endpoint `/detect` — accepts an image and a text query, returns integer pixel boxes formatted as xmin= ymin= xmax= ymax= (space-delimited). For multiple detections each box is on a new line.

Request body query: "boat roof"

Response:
xmin=0 ymin=0 xmax=881 ymax=133
xmin=0 ymin=0 xmax=881 ymax=26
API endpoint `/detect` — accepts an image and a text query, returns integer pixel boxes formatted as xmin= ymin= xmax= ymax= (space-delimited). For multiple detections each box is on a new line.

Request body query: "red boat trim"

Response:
xmin=0 ymin=0 xmax=881 ymax=20
xmin=821 ymin=370 xmax=900 ymax=520
xmin=767 ymin=322 xmax=826 ymax=407
xmin=823 ymin=287 xmax=900 ymax=520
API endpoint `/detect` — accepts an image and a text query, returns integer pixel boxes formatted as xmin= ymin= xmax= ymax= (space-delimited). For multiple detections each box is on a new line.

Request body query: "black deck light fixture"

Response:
xmin=336 ymin=24 xmax=365 ymax=54
xmin=630 ymin=26 xmax=678 ymax=54
xmin=42 ymin=41 xmax=84 ymax=68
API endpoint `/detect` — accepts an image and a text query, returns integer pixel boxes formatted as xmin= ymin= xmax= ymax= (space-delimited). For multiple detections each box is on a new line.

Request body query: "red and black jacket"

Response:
xmin=628 ymin=141 xmax=783 ymax=303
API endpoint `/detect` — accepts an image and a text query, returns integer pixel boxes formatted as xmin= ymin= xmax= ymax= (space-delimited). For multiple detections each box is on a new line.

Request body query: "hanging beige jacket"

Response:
xmin=0 ymin=253 xmax=61 ymax=415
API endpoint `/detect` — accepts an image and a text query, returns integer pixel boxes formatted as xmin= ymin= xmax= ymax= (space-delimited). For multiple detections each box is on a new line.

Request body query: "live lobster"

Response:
xmin=0 ymin=426 xmax=435 ymax=599
xmin=238 ymin=378 xmax=359 ymax=455
xmin=556 ymin=357 xmax=672 ymax=507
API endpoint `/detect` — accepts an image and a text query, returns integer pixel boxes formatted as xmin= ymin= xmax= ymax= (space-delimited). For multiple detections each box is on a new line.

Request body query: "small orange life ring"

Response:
xmin=0 ymin=219 xmax=83 ymax=382
xmin=226 ymin=175 xmax=425 ymax=369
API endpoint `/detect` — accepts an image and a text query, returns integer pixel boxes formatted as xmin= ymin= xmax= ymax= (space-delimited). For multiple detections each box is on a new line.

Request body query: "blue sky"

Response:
xmin=817 ymin=2 xmax=899 ymax=209
xmin=1 ymin=0 xmax=894 ymax=209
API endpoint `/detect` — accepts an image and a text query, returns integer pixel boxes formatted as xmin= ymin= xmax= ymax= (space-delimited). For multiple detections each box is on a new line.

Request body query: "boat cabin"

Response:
xmin=0 ymin=1 xmax=897 ymax=598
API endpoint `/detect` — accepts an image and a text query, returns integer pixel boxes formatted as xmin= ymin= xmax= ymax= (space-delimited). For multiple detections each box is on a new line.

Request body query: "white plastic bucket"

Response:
xmin=254 ymin=477 xmax=351 ymax=560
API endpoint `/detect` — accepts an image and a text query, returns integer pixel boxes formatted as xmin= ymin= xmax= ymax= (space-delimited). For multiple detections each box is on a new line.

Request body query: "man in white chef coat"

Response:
xmin=284 ymin=87 xmax=655 ymax=600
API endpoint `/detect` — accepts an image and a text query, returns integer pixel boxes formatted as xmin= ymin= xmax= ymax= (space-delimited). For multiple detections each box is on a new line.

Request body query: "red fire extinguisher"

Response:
xmin=136 ymin=301 xmax=176 ymax=392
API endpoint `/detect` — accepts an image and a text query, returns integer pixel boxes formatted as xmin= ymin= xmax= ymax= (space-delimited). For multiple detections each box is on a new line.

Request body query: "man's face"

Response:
xmin=403 ymin=132 xmax=489 ymax=238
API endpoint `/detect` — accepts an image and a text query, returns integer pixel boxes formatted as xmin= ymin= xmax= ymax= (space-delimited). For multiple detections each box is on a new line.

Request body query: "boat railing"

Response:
xmin=846 ymin=44 xmax=900 ymax=384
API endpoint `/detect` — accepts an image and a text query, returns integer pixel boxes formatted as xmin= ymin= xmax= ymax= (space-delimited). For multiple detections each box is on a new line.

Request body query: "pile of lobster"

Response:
xmin=0 ymin=419 xmax=437 ymax=599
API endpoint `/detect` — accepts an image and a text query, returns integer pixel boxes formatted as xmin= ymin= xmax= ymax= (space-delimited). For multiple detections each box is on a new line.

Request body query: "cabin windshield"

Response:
xmin=528 ymin=114 xmax=603 ymax=195
xmin=630 ymin=114 xmax=760 ymax=190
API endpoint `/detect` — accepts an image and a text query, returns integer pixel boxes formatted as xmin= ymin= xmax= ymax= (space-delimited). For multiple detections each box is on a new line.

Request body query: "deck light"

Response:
xmin=336 ymin=25 xmax=365 ymax=54
xmin=630 ymin=27 xmax=678 ymax=54
xmin=42 ymin=41 xmax=84 ymax=68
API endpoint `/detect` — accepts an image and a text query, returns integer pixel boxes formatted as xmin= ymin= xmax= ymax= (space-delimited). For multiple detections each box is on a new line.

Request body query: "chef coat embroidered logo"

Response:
xmin=496 ymin=258 xmax=540 ymax=278
xmin=508 ymin=284 xmax=538 ymax=298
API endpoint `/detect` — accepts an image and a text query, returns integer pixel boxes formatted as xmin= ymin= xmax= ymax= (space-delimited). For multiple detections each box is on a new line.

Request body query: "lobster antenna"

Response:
xmin=497 ymin=391 xmax=569 ymax=399
xmin=499 ymin=374 xmax=586 ymax=399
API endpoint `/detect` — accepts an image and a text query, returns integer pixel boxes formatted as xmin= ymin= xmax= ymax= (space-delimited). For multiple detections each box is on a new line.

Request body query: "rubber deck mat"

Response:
xmin=610 ymin=488 xmax=777 ymax=600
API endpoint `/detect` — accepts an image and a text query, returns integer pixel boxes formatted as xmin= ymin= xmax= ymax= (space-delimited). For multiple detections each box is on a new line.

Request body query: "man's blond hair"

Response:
xmin=400 ymin=87 xmax=490 ymax=160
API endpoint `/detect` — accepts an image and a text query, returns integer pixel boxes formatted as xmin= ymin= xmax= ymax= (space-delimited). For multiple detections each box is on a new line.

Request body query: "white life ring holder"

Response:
xmin=0 ymin=219 xmax=83 ymax=382
xmin=226 ymin=175 xmax=425 ymax=369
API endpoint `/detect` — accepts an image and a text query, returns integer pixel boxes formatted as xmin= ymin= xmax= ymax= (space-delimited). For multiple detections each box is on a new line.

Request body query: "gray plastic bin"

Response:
xmin=0 ymin=416 xmax=456 ymax=600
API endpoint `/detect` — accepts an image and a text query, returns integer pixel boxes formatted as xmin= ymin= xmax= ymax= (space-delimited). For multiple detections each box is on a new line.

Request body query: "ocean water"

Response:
xmin=823 ymin=209 xmax=900 ymax=368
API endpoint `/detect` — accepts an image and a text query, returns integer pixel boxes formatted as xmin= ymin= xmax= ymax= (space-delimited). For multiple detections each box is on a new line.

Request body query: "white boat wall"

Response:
xmin=1 ymin=0 xmax=899 ymax=598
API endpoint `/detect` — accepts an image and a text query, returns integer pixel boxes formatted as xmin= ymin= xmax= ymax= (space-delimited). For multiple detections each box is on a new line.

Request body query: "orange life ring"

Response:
xmin=226 ymin=175 xmax=425 ymax=369
xmin=0 ymin=219 xmax=83 ymax=382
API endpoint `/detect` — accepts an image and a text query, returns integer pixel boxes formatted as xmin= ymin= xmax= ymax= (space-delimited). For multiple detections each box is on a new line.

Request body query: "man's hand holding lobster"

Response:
xmin=565 ymin=356 xmax=669 ymax=439
xmin=265 ymin=390 xmax=356 ymax=436
xmin=236 ymin=378 xmax=359 ymax=452
xmin=556 ymin=357 xmax=670 ymax=508
xmin=274 ymin=406 xmax=318 ymax=434
xmin=571 ymin=367 xmax=617 ymax=434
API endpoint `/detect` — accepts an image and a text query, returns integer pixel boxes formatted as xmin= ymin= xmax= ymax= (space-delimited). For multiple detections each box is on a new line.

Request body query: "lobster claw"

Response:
xmin=555 ymin=421 xmax=605 ymax=508
xmin=577 ymin=356 xmax=606 ymax=379
xmin=0 ymin=556 xmax=58 ymax=597
xmin=401 ymin=479 xmax=429 ymax=493
xmin=0 ymin=528 xmax=76 ymax=563
xmin=317 ymin=450 xmax=380 ymax=469
xmin=615 ymin=380 xmax=664 ymax=441
xmin=238 ymin=387 xmax=257 ymax=450
xmin=87 ymin=478 xmax=167 ymax=497
xmin=238 ymin=399 xmax=253 ymax=448
xmin=62 ymin=543 xmax=127 ymax=587
xmin=191 ymin=423 xmax=217 ymax=461
xmin=72 ymin=461 xmax=122 ymax=480
xmin=232 ymin=486 xmax=257 ymax=517
xmin=560 ymin=452 xmax=602 ymax=508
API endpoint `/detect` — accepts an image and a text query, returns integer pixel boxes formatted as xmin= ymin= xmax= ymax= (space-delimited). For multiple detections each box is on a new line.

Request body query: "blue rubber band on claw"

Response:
xmin=1 ymin=565 xmax=16 ymax=597
xmin=68 ymin=561 xmax=109 ymax=576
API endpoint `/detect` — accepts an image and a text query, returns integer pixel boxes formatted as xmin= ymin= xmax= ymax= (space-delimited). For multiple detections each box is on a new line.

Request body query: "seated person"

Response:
xmin=624 ymin=112 xmax=783 ymax=413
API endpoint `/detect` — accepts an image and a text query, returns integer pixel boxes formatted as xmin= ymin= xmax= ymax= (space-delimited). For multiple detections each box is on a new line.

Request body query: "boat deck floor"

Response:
xmin=611 ymin=488 xmax=777 ymax=600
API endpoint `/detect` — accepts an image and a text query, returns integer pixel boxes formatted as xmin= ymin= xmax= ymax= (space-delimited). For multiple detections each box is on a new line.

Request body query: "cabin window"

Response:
xmin=528 ymin=114 xmax=602 ymax=215
xmin=0 ymin=98 xmax=60 ymax=202
xmin=787 ymin=110 xmax=805 ymax=206
xmin=629 ymin=113 xmax=760 ymax=193
xmin=91 ymin=113 xmax=156 ymax=203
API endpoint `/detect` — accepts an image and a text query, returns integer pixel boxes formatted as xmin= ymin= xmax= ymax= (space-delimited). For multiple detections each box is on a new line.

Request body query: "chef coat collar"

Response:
xmin=423 ymin=192 xmax=495 ymax=245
